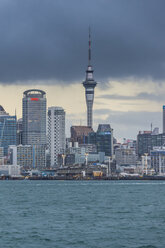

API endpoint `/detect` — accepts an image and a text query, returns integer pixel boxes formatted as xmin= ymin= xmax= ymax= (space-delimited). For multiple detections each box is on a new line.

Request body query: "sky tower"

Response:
xmin=83 ymin=28 xmax=97 ymax=128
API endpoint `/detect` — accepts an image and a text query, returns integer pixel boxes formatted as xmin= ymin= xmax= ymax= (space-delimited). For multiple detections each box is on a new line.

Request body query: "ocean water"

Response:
xmin=0 ymin=180 xmax=165 ymax=248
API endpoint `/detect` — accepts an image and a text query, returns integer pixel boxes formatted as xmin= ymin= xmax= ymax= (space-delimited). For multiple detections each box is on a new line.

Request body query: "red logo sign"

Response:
xmin=31 ymin=98 xmax=39 ymax=101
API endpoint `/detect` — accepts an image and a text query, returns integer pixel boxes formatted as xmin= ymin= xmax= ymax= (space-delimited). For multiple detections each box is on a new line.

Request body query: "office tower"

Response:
xmin=48 ymin=107 xmax=65 ymax=167
xmin=83 ymin=29 xmax=97 ymax=128
xmin=22 ymin=89 xmax=46 ymax=145
xmin=163 ymin=106 xmax=165 ymax=133
xmin=88 ymin=124 xmax=113 ymax=156
xmin=137 ymin=131 xmax=165 ymax=157
xmin=70 ymin=126 xmax=93 ymax=145
xmin=0 ymin=106 xmax=16 ymax=155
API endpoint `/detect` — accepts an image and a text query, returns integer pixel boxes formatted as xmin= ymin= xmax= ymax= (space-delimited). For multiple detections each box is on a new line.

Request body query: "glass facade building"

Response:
xmin=88 ymin=124 xmax=113 ymax=156
xmin=137 ymin=131 xmax=165 ymax=157
xmin=0 ymin=115 xmax=17 ymax=155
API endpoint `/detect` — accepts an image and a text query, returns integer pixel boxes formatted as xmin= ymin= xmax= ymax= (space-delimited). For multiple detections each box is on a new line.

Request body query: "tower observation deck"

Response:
xmin=83 ymin=29 xmax=97 ymax=128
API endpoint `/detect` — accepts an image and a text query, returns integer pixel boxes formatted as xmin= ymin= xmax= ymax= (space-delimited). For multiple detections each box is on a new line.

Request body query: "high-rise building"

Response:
xmin=0 ymin=106 xmax=16 ymax=155
xmin=48 ymin=107 xmax=65 ymax=167
xmin=163 ymin=106 xmax=165 ymax=133
xmin=88 ymin=124 xmax=114 ymax=156
xmin=83 ymin=29 xmax=97 ymax=128
xmin=22 ymin=89 xmax=46 ymax=145
xmin=22 ymin=89 xmax=46 ymax=168
xmin=137 ymin=131 xmax=165 ymax=157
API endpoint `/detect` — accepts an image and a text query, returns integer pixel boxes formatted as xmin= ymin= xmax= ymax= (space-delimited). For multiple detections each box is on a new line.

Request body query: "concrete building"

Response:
xmin=9 ymin=145 xmax=46 ymax=169
xmin=0 ymin=164 xmax=20 ymax=177
xmin=48 ymin=107 xmax=65 ymax=167
xmin=115 ymin=148 xmax=137 ymax=166
xmin=82 ymin=30 xmax=97 ymax=128
xmin=22 ymin=89 xmax=46 ymax=168
xmin=0 ymin=106 xmax=16 ymax=155
xmin=70 ymin=126 xmax=93 ymax=145
xmin=151 ymin=146 xmax=165 ymax=175
xmin=22 ymin=89 xmax=46 ymax=145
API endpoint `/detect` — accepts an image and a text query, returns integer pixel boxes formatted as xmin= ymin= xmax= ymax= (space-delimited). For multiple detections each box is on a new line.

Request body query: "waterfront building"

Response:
xmin=0 ymin=106 xmax=16 ymax=156
xmin=115 ymin=147 xmax=137 ymax=166
xmin=74 ymin=152 xmax=105 ymax=165
xmin=88 ymin=124 xmax=113 ymax=156
xmin=48 ymin=107 xmax=65 ymax=167
xmin=163 ymin=106 xmax=165 ymax=133
xmin=22 ymin=89 xmax=46 ymax=145
xmin=70 ymin=126 xmax=93 ymax=145
xmin=150 ymin=146 xmax=165 ymax=174
xmin=0 ymin=164 xmax=20 ymax=177
xmin=137 ymin=131 xmax=165 ymax=157
xmin=82 ymin=29 xmax=97 ymax=128
xmin=9 ymin=144 xmax=46 ymax=169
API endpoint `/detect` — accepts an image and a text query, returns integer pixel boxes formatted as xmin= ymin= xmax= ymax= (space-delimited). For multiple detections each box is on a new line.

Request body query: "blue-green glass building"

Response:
xmin=0 ymin=107 xmax=16 ymax=155
xmin=88 ymin=124 xmax=113 ymax=156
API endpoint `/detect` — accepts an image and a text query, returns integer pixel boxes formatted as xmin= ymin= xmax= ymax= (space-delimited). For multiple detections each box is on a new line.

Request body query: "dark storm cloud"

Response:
xmin=0 ymin=0 xmax=165 ymax=83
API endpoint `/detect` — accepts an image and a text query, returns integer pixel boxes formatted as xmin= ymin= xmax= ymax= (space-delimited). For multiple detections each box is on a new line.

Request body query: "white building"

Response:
xmin=0 ymin=164 xmax=20 ymax=176
xmin=115 ymin=147 xmax=137 ymax=166
xmin=48 ymin=107 xmax=65 ymax=167
xmin=151 ymin=146 xmax=165 ymax=175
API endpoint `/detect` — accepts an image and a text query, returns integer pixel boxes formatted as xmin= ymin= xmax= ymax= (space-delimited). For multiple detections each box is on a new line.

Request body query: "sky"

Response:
xmin=0 ymin=0 xmax=165 ymax=141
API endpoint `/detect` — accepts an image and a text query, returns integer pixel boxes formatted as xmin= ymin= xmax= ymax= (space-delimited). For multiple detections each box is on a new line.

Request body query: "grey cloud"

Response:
xmin=93 ymin=109 xmax=162 ymax=140
xmin=97 ymin=92 xmax=165 ymax=102
xmin=0 ymin=0 xmax=165 ymax=84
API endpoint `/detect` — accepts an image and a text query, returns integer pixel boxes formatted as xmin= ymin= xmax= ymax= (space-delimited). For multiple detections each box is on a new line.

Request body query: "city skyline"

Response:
xmin=0 ymin=0 xmax=164 ymax=140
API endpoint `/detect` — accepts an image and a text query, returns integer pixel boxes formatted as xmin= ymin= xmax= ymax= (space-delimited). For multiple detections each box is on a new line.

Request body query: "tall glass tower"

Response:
xmin=83 ymin=29 xmax=97 ymax=128
xmin=22 ymin=89 xmax=46 ymax=145
xmin=0 ymin=106 xmax=16 ymax=156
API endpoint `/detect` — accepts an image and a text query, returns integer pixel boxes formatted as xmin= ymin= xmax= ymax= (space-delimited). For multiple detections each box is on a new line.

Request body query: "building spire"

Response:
xmin=88 ymin=26 xmax=91 ymax=66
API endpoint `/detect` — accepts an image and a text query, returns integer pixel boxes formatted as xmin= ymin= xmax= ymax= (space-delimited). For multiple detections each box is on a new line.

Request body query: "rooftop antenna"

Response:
xmin=151 ymin=123 xmax=152 ymax=132
xmin=88 ymin=26 xmax=91 ymax=66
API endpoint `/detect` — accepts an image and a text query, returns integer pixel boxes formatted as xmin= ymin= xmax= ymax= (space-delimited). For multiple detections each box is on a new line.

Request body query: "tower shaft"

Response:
xmin=83 ymin=29 xmax=97 ymax=128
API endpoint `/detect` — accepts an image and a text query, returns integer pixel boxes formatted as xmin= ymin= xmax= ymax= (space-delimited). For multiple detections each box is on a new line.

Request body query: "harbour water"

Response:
xmin=0 ymin=180 xmax=165 ymax=248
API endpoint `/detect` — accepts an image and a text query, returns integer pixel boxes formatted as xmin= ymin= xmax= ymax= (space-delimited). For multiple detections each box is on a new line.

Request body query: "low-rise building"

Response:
xmin=115 ymin=147 xmax=137 ymax=166
xmin=9 ymin=144 xmax=46 ymax=169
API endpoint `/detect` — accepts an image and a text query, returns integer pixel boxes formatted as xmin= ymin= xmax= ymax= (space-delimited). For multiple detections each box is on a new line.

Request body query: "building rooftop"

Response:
xmin=0 ymin=105 xmax=4 ymax=112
